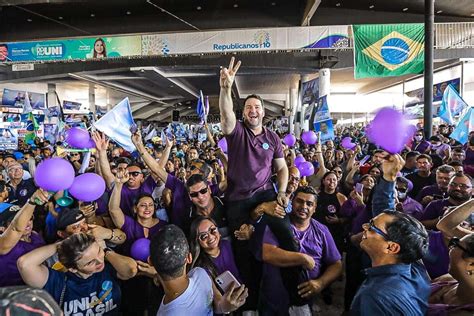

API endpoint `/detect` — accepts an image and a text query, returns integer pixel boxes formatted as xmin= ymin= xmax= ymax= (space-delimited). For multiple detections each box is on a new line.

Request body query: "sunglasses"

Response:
xmin=366 ymin=219 xmax=390 ymax=240
xmin=198 ymin=226 xmax=218 ymax=242
xmin=128 ymin=171 xmax=142 ymax=177
xmin=448 ymin=237 xmax=473 ymax=256
xmin=189 ymin=187 xmax=208 ymax=198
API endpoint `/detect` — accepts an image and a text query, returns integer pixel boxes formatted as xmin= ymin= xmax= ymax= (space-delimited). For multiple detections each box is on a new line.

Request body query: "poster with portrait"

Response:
xmin=0 ymin=127 xmax=18 ymax=150
xmin=2 ymin=89 xmax=46 ymax=109
xmin=314 ymin=119 xmax=335 ymax=142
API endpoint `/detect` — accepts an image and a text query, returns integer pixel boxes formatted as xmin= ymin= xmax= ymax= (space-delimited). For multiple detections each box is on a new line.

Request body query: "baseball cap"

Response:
xmin=0 ymin=204 xmax=22 ymax=227
xmin=0 ymin=286 xmax=62 ymax=316
xmin=56 ymin=207 xmax=85 ymax=230
xmin=13 ymin=151 xmax=24 ymax=160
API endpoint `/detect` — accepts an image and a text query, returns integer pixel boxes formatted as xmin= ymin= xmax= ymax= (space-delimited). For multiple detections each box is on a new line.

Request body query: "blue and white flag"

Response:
xmin=22 ymin=92 xmax=33 ymax=114
xmin=196 ymin=90 xmax=205 ymax=124
xmin=204 ymin=95 xmax=210 ymax=119
xmin=93 ymin=97 xmax=136 ymax=152
xmin=438 ymin=84 xmax=469 ymax=124
xmin=145 ymin=128 xmax=157 ymax=141
xmin=450 ymin=107 xmax=474 ymax=144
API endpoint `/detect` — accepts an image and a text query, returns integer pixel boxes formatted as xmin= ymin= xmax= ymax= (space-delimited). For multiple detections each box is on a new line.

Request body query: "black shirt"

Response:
xmin=185 ymin=196 xmax=229 ymax=239
xmin=7 ymin=178 xmax=36 ymax=206
xmin=406 ymin=172 xmax=436 ymax=199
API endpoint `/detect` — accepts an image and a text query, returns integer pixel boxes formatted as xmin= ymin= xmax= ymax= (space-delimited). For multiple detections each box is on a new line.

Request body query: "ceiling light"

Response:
xmin=271 ymin=2 xmax=276 ymax=5
xmin=369 ymin=5 xmax=374 ymax=9
xmin=126 ymin=11 xmax=131 ymax=15
xmin=188 ymin=106 xmax=192 ymax=109
xmin=58 ymin=16 xmax=63 ymax=20
xmin=436 ymin=10 xmax=442 ymax=14
xmin=402 ymin=7 xmax=408 ymax=12
xmin=336 ymin=3 xmax=341 ymax=7
xmin=196 ymin=6 xmax=202 ymax=10
xmin=90 ymin=13 xmax=95 ymax=17
xmin=471 ymin=13 xmax=474 ymax=16
xmin=233 ymin=3 xmax=238 ymax=8
xmin=27 ymin=18 xmax=32 ymax=22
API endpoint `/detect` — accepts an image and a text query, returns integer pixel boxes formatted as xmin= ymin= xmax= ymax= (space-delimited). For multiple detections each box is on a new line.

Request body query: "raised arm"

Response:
xmin=108 ymin=171 xmax=128 ymax=229
xmin=92 ymin=132 xmax=115 ymax=189
xmin=274 ymin=158 xmax=289 ymax=207
xmin=219 ymin=57 xmax=240 ymax=135
xmin=17 ymin=242 xmax=56 ymax=288
xmin=132 ymin=130 xmax=168 ymax=183
xmin=0 ymin=189 xmax=49 ymax=255
xmin=372 ymin=153 xmax=404 ymax=216
xmin=104 ymin=248 xmax=138 ymax=280
xmin=437 ymin=199 xmax=474 ymax=238
xmin=204 ymin=123 xmax=216 ymax=147
xmin=314 ymin=143 xmax=327 ymax=177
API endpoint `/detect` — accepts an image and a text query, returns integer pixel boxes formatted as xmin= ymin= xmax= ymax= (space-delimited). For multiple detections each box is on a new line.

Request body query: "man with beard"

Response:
xmin=419 ymin=173 xmax=473 ymax=229
xmin=416 ymin=165 xmax=455 ymax=207
xmin=406 ymin=154 xmax=437 ymax=198
xmin=261 ymin=186 xmax=342 ymax=315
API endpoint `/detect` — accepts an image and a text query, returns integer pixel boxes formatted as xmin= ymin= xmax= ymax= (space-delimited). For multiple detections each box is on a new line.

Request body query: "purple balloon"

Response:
xmin=298 ymin=161 xmax=315 ymax=177
xmin=294 ymin=155 xmax=306 ymax=167
xmin=341 ymin=137 xmax=357 ymax=150
xmin=218 ymin=138 xmax=228 ymax=153
xmin=85 ymin=138 xmax=96 ymax=149
xmin=66 ymin=127 xmax=92 ymax=149
xmin=367 ymin=107 xmax=410 ymax=154
xmin=301 ymin=131 xmax=317 ymax=145
xmin=283 ymin=134 xmax=297 ymax=147
xmin=34 ymin=158 xmax=75 ymax=192
xmin=130 ymin=238 xmax=151 ymax=262
xmin=69 ymin=173 xmax=106 ymax=202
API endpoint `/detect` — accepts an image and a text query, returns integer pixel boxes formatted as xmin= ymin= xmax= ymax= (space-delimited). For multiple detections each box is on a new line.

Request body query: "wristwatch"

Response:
xmin=27 ymin=198 xmax=37 ymax=206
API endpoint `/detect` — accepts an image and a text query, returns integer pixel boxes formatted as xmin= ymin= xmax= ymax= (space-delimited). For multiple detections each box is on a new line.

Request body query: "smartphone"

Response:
xmin=215 ymin=271 xmax=241 ymax=293
xmin=129 ymin=123 xmax=138 ymax=134
xmin=359 ymin=155 xmax=371 ymax=166
xmin=355 ymin=183 xmax=364 ymax=194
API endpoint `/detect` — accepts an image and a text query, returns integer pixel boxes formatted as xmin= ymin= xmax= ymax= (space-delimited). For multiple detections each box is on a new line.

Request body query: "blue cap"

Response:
xmin=13 ymin=152 xmax=24 ymax=160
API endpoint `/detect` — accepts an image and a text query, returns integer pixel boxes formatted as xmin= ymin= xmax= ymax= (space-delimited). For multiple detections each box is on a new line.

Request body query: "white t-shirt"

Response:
xmin=157 ymin=267 xmax=214 ymax=316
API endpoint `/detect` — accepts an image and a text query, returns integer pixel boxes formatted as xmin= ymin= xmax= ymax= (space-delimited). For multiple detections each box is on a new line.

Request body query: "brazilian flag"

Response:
xmin=353 ymin=24 xmax=424 ymax=79
xmin=24 ymin=112 xmax=39 ymax=144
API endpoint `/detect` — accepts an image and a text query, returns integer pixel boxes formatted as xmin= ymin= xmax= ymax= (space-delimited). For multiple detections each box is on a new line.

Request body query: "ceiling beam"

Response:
xmin=131 ymin=101 xmax=154 ymax=113
xmin=301 ymin=0 xmax=322 ymax=26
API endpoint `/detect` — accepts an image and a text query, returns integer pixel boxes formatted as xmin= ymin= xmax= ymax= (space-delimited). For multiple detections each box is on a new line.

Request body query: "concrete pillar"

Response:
xmin=319 ymin=68 xmax=331 ymax=98
xmin=89 ymin=83 xmax=96 ymax=118
xmin=290 ymin=87 xmax=299 ymax=137
xmin=47 ymin=83 xmax=58 ymax=108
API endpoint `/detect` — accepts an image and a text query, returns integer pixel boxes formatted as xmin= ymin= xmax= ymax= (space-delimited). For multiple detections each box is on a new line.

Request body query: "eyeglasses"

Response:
xmin=448 ymin=237 xmax=473 ymax=256
xmin=189 ymin=187 xmax=208 ymax=198
xmin=365 ymin=219 xmax=390 ymax=240
xmin=128 ymin=171 xmax=142 ymax=177
xmin=198 ymin=226 xmax=218 ymax=242
xmin=449 ymin=182 xmax=472 ymax=190
xmin=289 ymin=175 xmax=300 ymax=182
xmin=333 ymin=170 xmax=343 ymax=174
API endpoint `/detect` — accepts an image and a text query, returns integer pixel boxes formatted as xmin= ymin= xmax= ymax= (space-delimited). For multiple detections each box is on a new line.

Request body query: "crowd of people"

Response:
xmin=0 ymin=57 xmax=474 ymax=315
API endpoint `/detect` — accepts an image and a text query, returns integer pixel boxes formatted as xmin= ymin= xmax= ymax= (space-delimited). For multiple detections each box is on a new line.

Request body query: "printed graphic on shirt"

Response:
xmin=63 ymin=281 xmax=117 ymax=316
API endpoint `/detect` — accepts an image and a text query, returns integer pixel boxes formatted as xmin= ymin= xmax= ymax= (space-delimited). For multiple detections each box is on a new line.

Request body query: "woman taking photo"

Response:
xmin=17 ymin=232 xmax=137 ymax=315
xmin=189 ymin=216 xmax=241 ymax=283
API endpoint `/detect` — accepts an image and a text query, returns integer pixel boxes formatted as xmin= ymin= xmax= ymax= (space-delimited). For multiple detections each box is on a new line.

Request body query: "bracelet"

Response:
xmin=27 ymin=198 xmax=37 ymax=206
xmin=107 ymin=229 xmax=115 ymax=241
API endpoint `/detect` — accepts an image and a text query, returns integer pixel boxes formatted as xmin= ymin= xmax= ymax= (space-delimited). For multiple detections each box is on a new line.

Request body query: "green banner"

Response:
xmin=353 ymin=24 xmax=424 ymax=79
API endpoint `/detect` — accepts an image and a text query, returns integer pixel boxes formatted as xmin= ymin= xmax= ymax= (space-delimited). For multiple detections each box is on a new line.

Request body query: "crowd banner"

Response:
xmin=353 ymin=24 xmax=425 ymax=79
xmin=312 ymin=95 xmax=335 ymax=142
xmin=1 ymin=26 xmax=350 ymax=63
xmin=4 ymin=35 xmax=141 ymax=62
xmin=142 ymin=25 xmax=350 ymax=55
xmin=438 ymin=84 xmax=469 ymax=125
xmin=450 ymin=107 xmax=474 ymax=144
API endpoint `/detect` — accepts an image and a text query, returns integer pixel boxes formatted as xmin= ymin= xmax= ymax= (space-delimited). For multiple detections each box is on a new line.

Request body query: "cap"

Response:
xmin=56 ymin=208 xmax=85 ymax=230
xmin=3 ymin=153 xmax=16 ymax=161
xmin=0 ymin=204 xmax=22 ymax=227
xmin=0 ymin=286 xmax=62 ymax=316
xmin=13 ymin=151 xmax=24 ymax=160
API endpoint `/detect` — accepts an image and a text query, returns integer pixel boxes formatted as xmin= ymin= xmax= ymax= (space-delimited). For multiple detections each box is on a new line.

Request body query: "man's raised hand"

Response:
xmin=220 ymin=57 xmax=241 ymax=89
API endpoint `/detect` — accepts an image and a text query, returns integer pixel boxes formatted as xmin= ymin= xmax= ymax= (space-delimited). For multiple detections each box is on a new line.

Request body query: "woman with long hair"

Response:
xmin=189 ymin=216 xmax=241 ymax=283
xmin=93 ymin=38 xmax=107 ymax=58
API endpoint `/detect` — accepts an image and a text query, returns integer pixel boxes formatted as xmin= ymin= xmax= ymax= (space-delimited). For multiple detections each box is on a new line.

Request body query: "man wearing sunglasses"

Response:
xmin=419 ymin=173 xmax=473 ymax=229
xmin=351 ymin=211 xmax=430 ymax=315
xmin=185 ymin=174 xmax=228 ymax=239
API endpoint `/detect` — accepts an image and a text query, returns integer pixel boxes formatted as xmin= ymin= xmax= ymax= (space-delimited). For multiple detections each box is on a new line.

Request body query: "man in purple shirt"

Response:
xmin=416 ymin=164 xmax=455 ymax=207
xmin=219 ymin=57 xmax=289 ymax=310
xmin=419 ymin=173 xmax=473 ymax=229
xmin=395 ymin=177 xmax=423 ymax=219
xmin=262 ymin=186 xmax=342 ymax=314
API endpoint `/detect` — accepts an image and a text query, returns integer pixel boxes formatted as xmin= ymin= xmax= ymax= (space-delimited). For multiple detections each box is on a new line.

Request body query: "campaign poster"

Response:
xmin=0 ymin=127 xmax=18 ymax=150
xmin=314 ymin=119 xmax=335 ymax=142
xmin=2 ymin=89 xmax=46 ymax=109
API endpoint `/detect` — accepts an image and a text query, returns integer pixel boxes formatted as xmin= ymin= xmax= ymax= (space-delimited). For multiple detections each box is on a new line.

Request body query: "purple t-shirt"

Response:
xmin=0 ymin=232 xmax=45 ymax=286
xmin=120 ymin=176 xmax=157 ymax=217
xmin=261 ymin=219 xmax=341 ymax=309
xmin=401 ymin=197 xmax=424 ymax=219
xmin=416 ymin=185 xmax=445 ymax=203
xmin=120 ymin=215 xmax=167 ymax=255
xmin=226 ymin=121 xmax=283 ymax=201
xmin=165 ymin=174 xmax=219 ymax=230
xmin=340 ymin=198 xmax=369 ymax=234
xmin=420 ymin=199 xmax=455 ymax=222
xmin=423 ymin=231 xmax=449 ymax=279
xmin=211 ymin=239 xmax=242 ymax=283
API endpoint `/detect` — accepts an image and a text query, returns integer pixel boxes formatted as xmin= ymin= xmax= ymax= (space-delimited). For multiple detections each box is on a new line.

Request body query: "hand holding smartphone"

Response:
xmin=215 ymin=271 xmax=241 ymax=293
xmin=355 ymin=183 xmax=364 ymax=194
xmin=130 ymin=123 xmax=138 ymax=134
